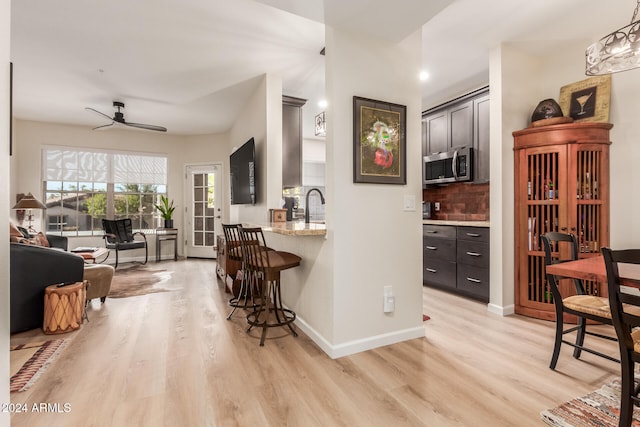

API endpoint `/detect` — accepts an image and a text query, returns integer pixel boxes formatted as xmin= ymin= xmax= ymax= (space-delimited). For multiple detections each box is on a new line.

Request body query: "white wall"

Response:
xmin=228 ymin=74 xmax=283 ymax=225
xmin=1 ymin=0 xmax=11 ymax=423
xmin=326 ymin=26 xmax=424 ymax=353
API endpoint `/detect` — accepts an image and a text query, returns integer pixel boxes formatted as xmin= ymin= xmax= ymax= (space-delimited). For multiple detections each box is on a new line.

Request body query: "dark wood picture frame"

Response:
xmin=353 ymin=96 xmax=406 ymax=184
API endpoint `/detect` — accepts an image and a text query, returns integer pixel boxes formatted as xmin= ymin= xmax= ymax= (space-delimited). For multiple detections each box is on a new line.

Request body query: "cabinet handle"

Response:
xmin=466 ymin=277 xmax=481 ymax=284
xmin=466 ymin=251 xmax=481 ymax=257
xmin=466 ymin=233 xmax=481 ymax=237
xmin=426 ymin=268 xmax=437 ymax=273
xmin=425 ymin=230 xmax=438 ymax=234
xmin=425 ymin=246 xmax=438 ymax=250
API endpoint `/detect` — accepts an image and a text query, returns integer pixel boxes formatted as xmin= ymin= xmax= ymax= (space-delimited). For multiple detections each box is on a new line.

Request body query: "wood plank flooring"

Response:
xmin=9 ymin=259 xmax=621 ymax=426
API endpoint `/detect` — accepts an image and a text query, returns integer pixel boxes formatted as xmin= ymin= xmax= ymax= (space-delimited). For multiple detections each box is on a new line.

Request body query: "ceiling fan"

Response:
xmin=85 ymin=101 xmax=167 ymax=132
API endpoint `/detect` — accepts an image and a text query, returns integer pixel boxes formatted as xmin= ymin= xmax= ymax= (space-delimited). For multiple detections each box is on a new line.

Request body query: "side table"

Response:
xmin=156 ymin=228 xmax=178 ymax=262
xmin=43 ymin=281 xmax=87 ymax=334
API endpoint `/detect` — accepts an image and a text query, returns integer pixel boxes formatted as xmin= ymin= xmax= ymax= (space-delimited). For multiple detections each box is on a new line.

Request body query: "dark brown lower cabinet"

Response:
xmin=423 ymin=224 xmax=490 ymax=302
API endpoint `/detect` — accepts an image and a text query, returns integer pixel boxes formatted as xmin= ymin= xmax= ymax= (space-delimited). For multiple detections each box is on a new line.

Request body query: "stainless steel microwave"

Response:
xmin=423 ymin=147 xmax=473 ymax=185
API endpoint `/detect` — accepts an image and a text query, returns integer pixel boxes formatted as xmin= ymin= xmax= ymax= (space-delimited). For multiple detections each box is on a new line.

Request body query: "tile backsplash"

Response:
xmin=423 ymin=182 xmax=489 ymax=221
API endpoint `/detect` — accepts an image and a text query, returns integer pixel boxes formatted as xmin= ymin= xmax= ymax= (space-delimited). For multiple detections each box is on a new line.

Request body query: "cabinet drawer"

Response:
xmin=423 ymin=236 xmax=456 ymax=261
xmin=423 ymin=224 xmax=457 ymax=239
xmin=423 ymin=257 xmax=457 ymax=289
xmin=457 ymin=226 xmax=490 ymax=242
xmin=457 ymin=263 xmax=489 ymax=300
xmin=457 ymin=240 xmax=489 ymax=268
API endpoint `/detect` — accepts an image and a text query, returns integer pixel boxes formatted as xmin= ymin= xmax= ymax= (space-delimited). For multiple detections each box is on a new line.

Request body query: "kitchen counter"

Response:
xmin=423 ymin=219 xmax=490 ymax=228
xmin=259 ymin=221 xmax=327 ymax=236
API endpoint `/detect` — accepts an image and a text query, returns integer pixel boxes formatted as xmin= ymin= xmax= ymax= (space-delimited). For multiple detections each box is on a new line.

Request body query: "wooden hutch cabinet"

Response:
xmin=513 ymin=122 xmax=612 ymax=320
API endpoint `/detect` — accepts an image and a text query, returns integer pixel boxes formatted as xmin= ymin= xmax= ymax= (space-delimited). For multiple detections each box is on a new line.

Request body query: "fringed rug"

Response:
xmin=10 ymin=339 xmax=67 ymax=392
xmin=541 ymin=378 xmax=640 ymax=427
xmin=109 ymin=264 xmax=178 ymax=298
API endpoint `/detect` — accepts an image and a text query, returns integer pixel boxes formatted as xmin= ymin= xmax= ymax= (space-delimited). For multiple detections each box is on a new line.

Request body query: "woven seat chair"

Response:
xmin=603 ymin=247 xmax=640 ymax=427
xmin=541 ymin=232 xmax=617 ymax=369
xmin=101 ymin=218 xmax=148 ymax=269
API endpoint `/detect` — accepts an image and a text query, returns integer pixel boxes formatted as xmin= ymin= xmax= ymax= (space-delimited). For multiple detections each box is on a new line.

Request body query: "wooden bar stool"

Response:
xmin=223 ymin=223 xmax=260 ymax=319
xmin=238 ymin=226 xmax=301 ymax=346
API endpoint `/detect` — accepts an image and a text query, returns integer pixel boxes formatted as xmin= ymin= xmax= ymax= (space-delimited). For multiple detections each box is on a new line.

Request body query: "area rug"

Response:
xmin=10 ymin=339 xmax=67 ymax=392
xmin=108 ymin=264 xmax=178 ymax=298
xmin=541 ymin=378 xmax=640 ymax=426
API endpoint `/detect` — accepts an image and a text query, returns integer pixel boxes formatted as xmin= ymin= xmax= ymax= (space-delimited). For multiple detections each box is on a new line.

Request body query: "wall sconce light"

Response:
xmin=315 ymin=111 xmax=326 ymax=137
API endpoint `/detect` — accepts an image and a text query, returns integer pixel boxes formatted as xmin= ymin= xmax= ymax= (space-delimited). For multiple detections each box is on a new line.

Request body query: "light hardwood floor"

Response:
xmin=9 ymin=259 xmax=621 ymax=426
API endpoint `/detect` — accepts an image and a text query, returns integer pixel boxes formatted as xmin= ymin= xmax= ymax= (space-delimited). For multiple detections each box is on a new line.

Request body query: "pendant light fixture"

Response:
xmin=586 ymin=0 xmax=640 ymax=75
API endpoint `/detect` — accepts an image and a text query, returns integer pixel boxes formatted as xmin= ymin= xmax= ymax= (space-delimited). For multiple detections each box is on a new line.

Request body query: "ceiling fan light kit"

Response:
xmin=86 ymin=101 xmax=167 ymax=132
xmin=586 ymin=0 xmax=640 ymax=75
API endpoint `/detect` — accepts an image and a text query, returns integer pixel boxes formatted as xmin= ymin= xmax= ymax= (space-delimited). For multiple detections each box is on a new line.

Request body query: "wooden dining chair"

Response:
xmin=602 ymin=247 xmax=640 ymax=427
xmin=541 ymin=232 xmax=617 ymax=370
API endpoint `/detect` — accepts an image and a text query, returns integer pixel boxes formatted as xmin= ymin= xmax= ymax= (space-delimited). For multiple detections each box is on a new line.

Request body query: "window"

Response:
xmin=42 ymin=147 xmax=167 ymax=236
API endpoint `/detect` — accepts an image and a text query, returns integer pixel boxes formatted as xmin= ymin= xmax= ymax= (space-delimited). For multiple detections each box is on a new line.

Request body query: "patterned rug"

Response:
xmin=10 ymin=339 xmax=67 ymax=392
xmin=109 ymin=264 xmax=178 ymax=298
xmin=541 ymin=378 xmax=640 ymax=427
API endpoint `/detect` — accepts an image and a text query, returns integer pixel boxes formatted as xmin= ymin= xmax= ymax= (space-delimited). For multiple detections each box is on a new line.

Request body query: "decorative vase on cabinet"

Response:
xmin=513 ymin=122 xmax=612 ymax=321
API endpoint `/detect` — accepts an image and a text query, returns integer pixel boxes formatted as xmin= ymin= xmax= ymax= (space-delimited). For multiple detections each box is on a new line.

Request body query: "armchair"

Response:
xmin=101 ymin=218 xmax=148 ymax=269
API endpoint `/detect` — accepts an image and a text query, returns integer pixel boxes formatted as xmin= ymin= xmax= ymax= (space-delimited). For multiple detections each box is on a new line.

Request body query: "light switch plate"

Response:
xmin=403 ymin=195 xmax=416 ymax=211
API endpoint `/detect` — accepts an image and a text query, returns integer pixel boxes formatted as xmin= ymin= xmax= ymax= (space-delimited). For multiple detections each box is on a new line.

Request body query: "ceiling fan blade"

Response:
xmin=92 ymin=123 xmax=114 ymax=131
xmin=125 ymin=122 xmax=167 ymax=132
xmin=85 ymin=107 xmax=114 ymax=122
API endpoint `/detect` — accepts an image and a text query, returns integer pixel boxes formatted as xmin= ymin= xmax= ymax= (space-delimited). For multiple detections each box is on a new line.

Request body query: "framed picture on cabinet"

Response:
xmin=353 ymin=96 xmax=406 ymax=185
xmin=558 ymin=75 xmax=611 ymax=123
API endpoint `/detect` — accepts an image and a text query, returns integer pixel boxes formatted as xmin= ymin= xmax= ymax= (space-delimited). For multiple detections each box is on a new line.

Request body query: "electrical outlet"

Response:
xmin=434 ymin=202 xmax=440 ymax=211
xmin=383 ymin=286 xmax=394 ymax=313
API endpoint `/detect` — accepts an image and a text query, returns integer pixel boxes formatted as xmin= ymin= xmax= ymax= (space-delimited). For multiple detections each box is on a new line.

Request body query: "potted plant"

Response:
xmin=154 ymin=195 xmax=175 ymax=229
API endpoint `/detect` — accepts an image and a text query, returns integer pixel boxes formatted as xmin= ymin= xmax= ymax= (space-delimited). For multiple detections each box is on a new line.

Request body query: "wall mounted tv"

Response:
xmin=230 ymin=137 xmax=257 ymax=205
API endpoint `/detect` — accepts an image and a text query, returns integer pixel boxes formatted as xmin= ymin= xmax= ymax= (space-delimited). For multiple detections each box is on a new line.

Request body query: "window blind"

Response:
xmin=43 ymin=147 xmax=167 ymax=185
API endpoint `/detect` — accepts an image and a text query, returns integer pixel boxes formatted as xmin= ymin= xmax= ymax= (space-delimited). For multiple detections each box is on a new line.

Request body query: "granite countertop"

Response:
xmin=423 ymin=219 xmax=490 ymax=228
xmin=259 ymin=221 xmax=327 ymax=236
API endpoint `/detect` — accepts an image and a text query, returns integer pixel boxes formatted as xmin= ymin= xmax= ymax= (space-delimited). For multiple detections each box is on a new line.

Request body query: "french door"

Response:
xmin=185 ymin=164 xmax=222 ymax=258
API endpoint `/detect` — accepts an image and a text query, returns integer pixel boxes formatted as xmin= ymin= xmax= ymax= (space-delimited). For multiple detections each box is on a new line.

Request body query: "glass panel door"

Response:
xmin=185 ymin=164 xmax=222 ymax=258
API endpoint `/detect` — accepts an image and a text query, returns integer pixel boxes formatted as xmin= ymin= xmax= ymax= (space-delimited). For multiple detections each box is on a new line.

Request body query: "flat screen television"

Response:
xmin=229 ymin=137 xmax=257 ymax=205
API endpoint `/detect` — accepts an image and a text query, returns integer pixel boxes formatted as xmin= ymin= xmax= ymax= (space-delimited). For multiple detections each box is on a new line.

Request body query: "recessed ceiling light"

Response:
xmin=419 ymin=70 xmax=429 ymax=81
xmin=318 ymin=99 xmax=328 ymax=108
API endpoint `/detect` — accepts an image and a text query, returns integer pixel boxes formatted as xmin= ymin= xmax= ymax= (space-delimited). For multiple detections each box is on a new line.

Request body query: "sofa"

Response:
xmin=10 ymin=240 xmax=85 ymax=333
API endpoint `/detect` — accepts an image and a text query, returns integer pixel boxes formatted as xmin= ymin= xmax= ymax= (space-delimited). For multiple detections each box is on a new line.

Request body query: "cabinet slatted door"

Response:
xmin=513 ymin=122 xmax=612 ymax=321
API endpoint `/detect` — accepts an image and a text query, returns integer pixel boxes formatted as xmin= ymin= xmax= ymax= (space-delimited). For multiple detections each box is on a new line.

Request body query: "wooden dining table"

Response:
xmin=545 ymin=255 xmax=640 ymax=288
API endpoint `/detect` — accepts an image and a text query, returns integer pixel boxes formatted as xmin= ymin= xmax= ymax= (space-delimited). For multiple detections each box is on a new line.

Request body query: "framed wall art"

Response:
xmin=353 ymin=96 xmax=406 ymax=184
xmin=558 ymin=75 xmax=611 ymax=123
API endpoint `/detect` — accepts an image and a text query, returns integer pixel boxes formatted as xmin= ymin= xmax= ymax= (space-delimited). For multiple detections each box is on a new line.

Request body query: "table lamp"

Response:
xmin=13 ymin=192 xmax=46 ymax=233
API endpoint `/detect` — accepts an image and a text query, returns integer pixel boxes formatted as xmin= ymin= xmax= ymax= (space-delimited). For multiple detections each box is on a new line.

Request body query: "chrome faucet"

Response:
xmin=304 ymin=188 xmax=325 ymax=224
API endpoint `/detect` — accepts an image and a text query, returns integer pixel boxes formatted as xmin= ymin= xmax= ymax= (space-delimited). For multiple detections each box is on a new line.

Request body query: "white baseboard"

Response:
xmin=487 ymin=303 xmax=515 ymax=316
xmin=294 ymin=315 xmax=426 ymax=359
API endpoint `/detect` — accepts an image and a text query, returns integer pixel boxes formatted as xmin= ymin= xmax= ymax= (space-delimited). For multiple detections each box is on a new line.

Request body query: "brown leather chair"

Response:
xmin=238 ymin=226 xmax=301 ymax=346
